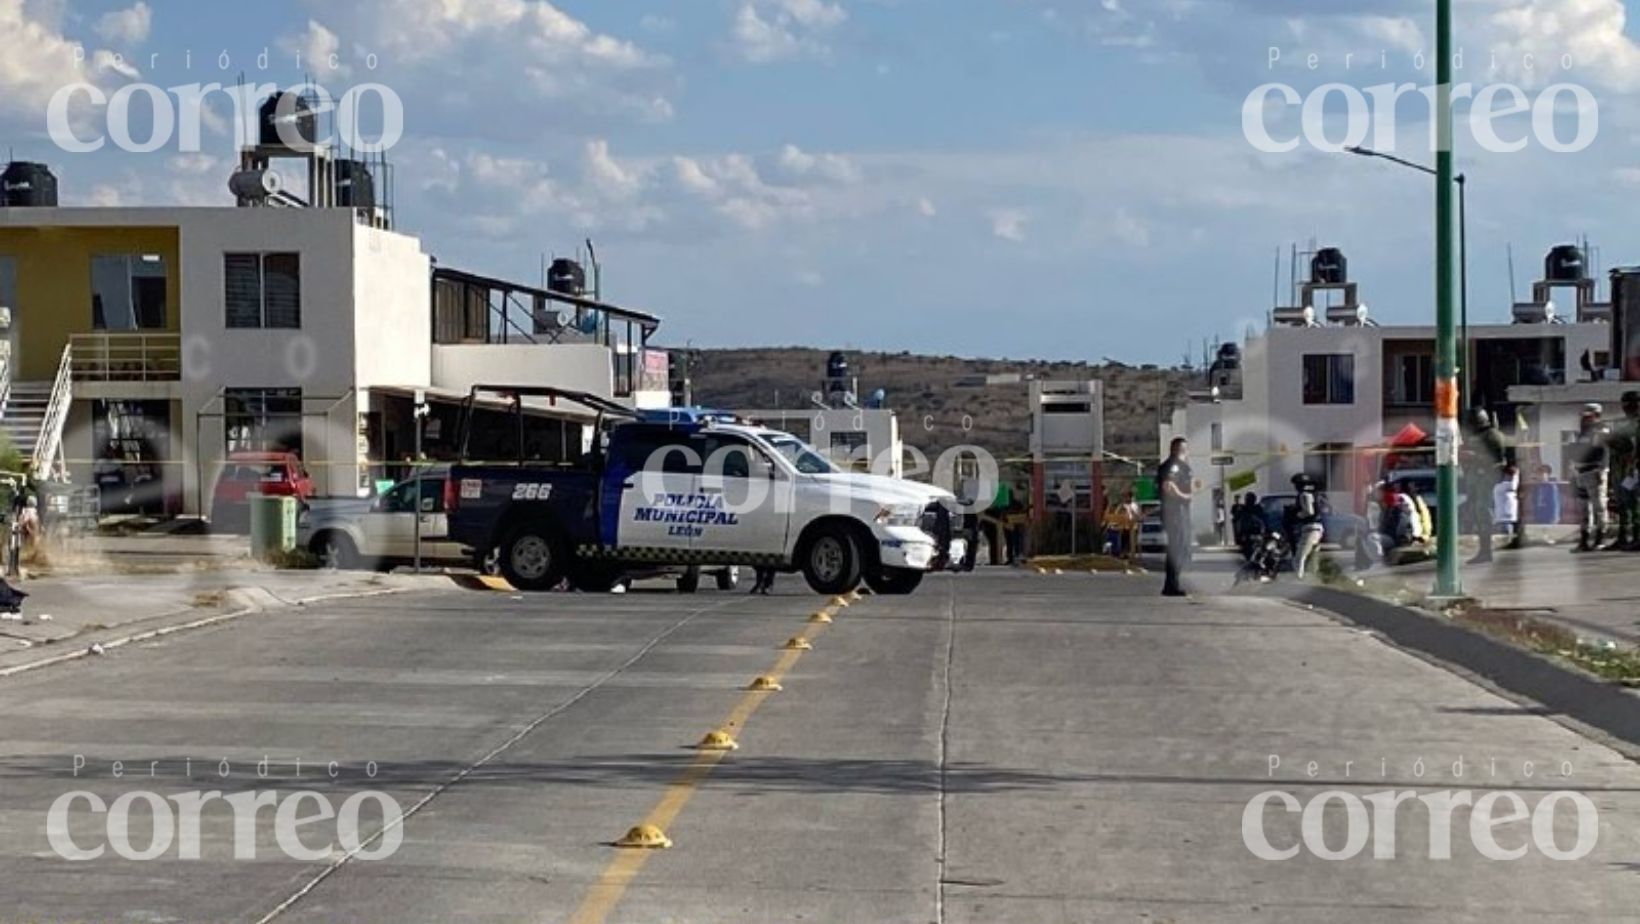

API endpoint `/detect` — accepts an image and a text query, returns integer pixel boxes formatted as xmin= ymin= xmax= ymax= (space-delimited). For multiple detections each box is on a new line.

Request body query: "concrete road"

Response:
xmin=0 ymin=572 xmax=1635 ymax=923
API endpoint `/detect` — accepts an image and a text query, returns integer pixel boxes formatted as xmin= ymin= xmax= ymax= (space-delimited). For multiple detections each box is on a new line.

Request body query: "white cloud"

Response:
xmin=93 ymin=1 xmax=151 ymax=46
xmin=1482 ymin=0 xmax=1640 ymax=90
xmin=298 ymin=0 xmax=675 ymax=138
xmin=0 ymin=0 xmax=139 ymax=131
xmin=990 ymin=208 xmax=1029 ymax=242
xmin=731 ymin=0 xmax=848 ymax=63
xmin=408 ymin=139 xmax=871 ymax=240
xmin=1109 ymin=207 xmax=1151 ymax=248
xmin=279 ymin=19 xmax=349 ymax=78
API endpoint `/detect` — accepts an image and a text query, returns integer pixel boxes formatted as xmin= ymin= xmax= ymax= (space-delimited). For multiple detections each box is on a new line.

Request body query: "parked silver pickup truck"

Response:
xmin=299 ymin=471 xmax=470 ymax=571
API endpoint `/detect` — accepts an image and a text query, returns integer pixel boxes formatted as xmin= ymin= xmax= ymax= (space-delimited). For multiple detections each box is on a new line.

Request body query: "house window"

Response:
xmin=225 ymin=253 xmax=301 ymax=329
xmin=1388 ymin=353 xmax=1435 ymax=406
xmin=1302 ymin=354 xmax=1356 ymax=405
xmin=91 ymin=254 xmax=167 ymax=330
xmin=1303 ymin=442 xmax=1354 ymax=493
xmin=224 ymin=388 xmax=303 ymax=454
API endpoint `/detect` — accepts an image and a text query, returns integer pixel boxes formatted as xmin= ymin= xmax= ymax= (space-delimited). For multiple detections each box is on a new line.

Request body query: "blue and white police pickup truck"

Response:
xmin=444 ymin=387 xmax=962 ymax=596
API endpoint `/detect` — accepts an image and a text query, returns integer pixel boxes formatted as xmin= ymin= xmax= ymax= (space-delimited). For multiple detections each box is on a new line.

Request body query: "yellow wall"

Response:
xmin=0 ymin=226 xmax=181 ymax=380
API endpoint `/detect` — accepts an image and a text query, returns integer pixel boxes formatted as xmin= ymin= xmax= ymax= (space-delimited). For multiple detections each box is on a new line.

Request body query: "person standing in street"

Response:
xmin=1572 ymin=403 xmax=1612 ymax=553
xmin=1157 ymin=438 xmax=1194 ymax=597
xmin=749 ymin=567 xmax=777 ymax=595
xmin=1291 ymin=474 xmax=1326 ymax=580
xmin=1463 ymin=409 xmax=1514 ymax=561
xmin=1608 ymin=391 xmax=1640 ymax=551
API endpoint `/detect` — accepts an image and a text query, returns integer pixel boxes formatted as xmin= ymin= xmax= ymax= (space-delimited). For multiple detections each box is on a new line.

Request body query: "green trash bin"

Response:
xmin=249 ymin=493 xmax=298 ymax=558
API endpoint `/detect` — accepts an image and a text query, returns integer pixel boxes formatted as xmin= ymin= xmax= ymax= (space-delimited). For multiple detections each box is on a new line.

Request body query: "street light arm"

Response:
xmin=1345 ymin=145 xmax=1439 ymax=177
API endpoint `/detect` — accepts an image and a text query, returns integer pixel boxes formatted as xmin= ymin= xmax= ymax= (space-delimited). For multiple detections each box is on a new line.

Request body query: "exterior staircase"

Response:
xmin=1 ymin=382 xmax=52 ymax=466
xmin=0 ymin=344 xmax=73 ymax=482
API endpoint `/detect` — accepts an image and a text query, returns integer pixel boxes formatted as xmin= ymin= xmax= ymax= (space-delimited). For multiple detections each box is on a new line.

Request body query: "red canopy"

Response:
xmin=1389 ymin=423 xmax=1429 ymax=448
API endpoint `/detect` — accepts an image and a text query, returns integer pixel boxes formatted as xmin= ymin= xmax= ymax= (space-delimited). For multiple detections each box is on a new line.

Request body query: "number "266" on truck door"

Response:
xmin=511 ymin=483 xmax=554 ymax=501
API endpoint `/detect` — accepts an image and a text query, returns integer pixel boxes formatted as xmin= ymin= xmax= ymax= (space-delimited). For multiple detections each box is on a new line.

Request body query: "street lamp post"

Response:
xmin=1433 ymin=0 xmax=1463 ymax=598
xmin=1341 ymin=0 xmax=1463 ymax=597
xmin=1343 ymin=147 xmax=1471 ymax=406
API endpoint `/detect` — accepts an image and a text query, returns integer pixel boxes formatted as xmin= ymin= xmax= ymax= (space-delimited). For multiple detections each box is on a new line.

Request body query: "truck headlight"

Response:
xmin=874 ymin=503 xmax=923 ymax=528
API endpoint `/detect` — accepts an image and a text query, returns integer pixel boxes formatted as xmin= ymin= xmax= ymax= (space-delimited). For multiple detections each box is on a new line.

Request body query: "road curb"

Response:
xmin=1284 ymin=584 xmax=1640 ymax=757
xmin=0 ymin=585 xmax=411 ymax=681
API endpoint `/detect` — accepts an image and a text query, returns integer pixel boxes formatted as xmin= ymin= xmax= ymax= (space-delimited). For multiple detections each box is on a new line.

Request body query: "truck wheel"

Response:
xmin=801 ymin=524 xmax=862 ymax=595
xmin=715 ymin=566 xmax=740 ymax=591
xmin=865 ymin=567 xmax=924 ymax=596
xmin=500 ymin=524 xmax=569 ymax=592
xmin=312 ymin=531 xmax=361 ymax=570
xmin=676 ymin=566 xmax=701 ymax=594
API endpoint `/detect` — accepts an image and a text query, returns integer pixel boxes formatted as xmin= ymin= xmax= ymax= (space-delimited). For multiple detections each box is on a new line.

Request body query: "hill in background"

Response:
xmin=677 ymin=347 xmax=1197 ymax=466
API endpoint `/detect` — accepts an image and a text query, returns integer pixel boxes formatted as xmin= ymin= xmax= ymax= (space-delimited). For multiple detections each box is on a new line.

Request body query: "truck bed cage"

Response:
xmin=456 ymin=385 xmax=639 ymax=464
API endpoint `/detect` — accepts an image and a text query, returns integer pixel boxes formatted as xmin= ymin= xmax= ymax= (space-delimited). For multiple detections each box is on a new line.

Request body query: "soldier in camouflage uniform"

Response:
xmin=1463 ymin=409 xmax=1514 ymax=562
xmin=1609 ymin=391 xmax=1640 ymax=551
xmin=1572 ymin=404 xmax=1613 ymax=553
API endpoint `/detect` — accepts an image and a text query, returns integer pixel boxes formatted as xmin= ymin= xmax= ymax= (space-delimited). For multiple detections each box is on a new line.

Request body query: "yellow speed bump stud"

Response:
xmin=809 ymin=611 xmax=833 ymax=624
xmin=830 ymin=595 xmax=851 ymax=608
xmin=783 ymin=636 xmax=813 ymax=651
xmin=748 ymin=676 xmax=783 ymax=692
xmin=614 ymin=824 xmax=673 ymax=849
xmin=696 ymin=729 xmax=740 ymax=751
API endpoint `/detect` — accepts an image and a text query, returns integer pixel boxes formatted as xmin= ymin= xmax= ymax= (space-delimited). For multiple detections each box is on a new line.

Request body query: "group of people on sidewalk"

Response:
xmin=1565 ymin=392 xmax=1640 ymax=554
xmin=1154 ymin=390 xmax=1640 ymax=599
xmin=1465 ymin=391 xmax=1640 ymax=559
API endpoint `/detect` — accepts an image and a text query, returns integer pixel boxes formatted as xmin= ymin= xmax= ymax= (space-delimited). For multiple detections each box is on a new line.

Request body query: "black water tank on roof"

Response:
xmin=826 ymin=351 xmax=850 ymax=381
xmin=258 ymin=91 xmax=318 ymax=148
xmin=547 ymin=259 xmax=586 ymax=296
xmin=1311 ymin=248 xmax=1348 ymax=286
xmin=1546 ymin=245 xmax=1586 ymax=283
xmin=335 ymin=160 xmax=375 ymax=210
xmin=0 ymin=162 xmax=58 ymax=207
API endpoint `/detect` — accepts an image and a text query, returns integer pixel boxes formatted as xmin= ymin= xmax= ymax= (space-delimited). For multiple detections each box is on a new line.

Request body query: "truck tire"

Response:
xmin=311 ymin=531 xmax=361 ymax=571
xmin=715 ymin=566 xmax=740 ymax=591
xmin=865 ymin=566 xmax=924 ymax=596
xmin=676 ymin=566 xmax=701 ymax=594
xmin=499 ymin=523 xmax=569 ymax=592
xmin=800 ymin=523 xmax=863 ymax=596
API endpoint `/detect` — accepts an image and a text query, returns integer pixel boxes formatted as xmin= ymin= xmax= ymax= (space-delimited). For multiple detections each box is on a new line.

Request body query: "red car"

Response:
xmin=211 ymin=451 xmax=315 ymax=531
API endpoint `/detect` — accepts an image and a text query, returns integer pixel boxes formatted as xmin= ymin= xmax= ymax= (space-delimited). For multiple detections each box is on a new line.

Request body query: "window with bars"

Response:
xmin=225 ymin=253 xmax=301 ymax=329
xmin=224 ymin=388 xmax=303 ymax=454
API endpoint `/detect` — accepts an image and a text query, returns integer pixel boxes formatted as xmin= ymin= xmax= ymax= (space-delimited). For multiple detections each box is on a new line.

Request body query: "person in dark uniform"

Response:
xmin=1157 ymin=437 xmax=1194 ymax=597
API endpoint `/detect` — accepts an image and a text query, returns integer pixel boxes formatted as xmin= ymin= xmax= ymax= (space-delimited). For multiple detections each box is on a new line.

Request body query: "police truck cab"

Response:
xmin=445 ymin=387 xmax=961 ymax=596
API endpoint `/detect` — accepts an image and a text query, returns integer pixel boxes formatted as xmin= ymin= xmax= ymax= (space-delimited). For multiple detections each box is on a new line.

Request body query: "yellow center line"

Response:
xmin=563 ymin=612 xmax=838 ymax=924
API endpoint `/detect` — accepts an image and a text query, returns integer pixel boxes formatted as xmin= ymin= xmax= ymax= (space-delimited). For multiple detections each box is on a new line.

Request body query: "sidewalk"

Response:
xmin=1351 ymin=540 xmax=1640 ymax=646
xmin=0 ymin=568 xmax=439 ymax=674
xmin=23 ymin=531 xmax=253 ymax=576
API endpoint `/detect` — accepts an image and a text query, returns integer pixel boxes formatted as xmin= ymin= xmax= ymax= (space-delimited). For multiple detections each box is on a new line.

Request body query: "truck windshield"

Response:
xmin=764 ymin=434 xmax=837 ymax=475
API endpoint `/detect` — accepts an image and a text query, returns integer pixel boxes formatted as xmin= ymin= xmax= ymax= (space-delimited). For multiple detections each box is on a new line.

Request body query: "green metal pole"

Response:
xmin=1434 ymin=0 xmax=1463 ymax=597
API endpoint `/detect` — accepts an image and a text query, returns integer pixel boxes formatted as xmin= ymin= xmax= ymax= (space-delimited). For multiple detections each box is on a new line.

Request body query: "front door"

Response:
xmin=365 ymin=478 xmax=448 ymax=559
xmin=695 ymin=434 xmax=791 ymax=559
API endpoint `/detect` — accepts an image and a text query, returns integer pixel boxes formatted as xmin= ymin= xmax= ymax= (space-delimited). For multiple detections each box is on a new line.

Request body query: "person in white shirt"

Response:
xmin=1493 ymin=464 xmax=1521 ymax=545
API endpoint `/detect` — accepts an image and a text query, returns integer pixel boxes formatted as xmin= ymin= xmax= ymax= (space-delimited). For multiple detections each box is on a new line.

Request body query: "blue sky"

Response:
xmin=5 ymin=0 xmax=1640 ymax=363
